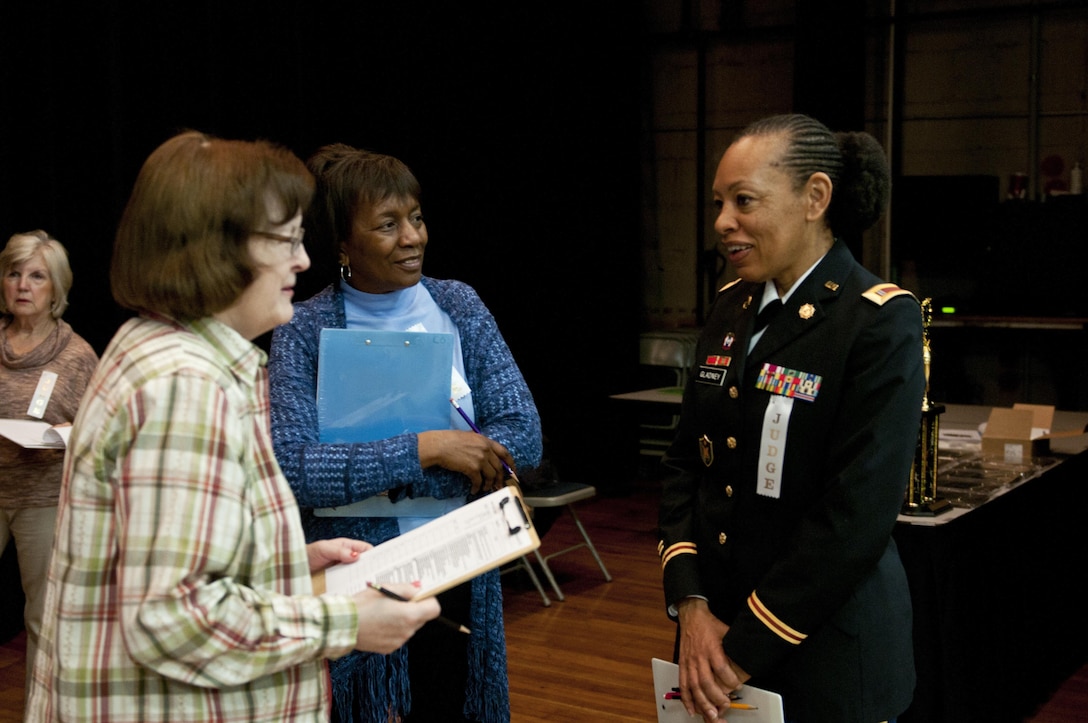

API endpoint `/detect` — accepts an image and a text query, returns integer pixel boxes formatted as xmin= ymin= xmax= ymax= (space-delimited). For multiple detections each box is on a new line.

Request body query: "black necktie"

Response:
xmin=753 ymin=298 xmax=782 ymax=333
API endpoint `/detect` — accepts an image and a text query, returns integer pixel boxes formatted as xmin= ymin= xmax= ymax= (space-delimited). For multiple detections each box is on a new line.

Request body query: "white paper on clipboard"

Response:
xmin=652 ymin=658 xmax=784 ymax=723
xmin=316 ymin=486 xmax=539 ymax=600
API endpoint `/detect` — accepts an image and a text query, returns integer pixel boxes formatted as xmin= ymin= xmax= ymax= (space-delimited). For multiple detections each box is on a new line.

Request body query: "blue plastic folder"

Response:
xmin=317 ymin=329 xmax=454 ymax=443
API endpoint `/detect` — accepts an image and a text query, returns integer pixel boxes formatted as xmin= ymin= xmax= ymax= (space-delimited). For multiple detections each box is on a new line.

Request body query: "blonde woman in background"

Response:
xmin=0 ymin=230 xmax=98 ymax=697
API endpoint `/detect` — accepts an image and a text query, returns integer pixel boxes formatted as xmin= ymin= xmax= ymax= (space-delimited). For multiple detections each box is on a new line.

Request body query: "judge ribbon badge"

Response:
xmin=753 ymin=364 xmax=823 ymax=499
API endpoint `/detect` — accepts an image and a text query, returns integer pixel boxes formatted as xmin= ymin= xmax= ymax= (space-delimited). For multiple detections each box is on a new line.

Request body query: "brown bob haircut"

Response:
xmin=111 ymin=130 xmax=314 ymax=321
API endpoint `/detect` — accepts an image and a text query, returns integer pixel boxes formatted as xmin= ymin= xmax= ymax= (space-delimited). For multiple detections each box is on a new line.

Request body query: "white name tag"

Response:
xmin=758 ymin=395 xmax=793 ymax=499
xmin=407 ymin=322 xmax=472 ymax=401
xmin=451 ymin=367 xmax=471 ymax=401
xmin=26 ymin=371 xmax=58 ymax=419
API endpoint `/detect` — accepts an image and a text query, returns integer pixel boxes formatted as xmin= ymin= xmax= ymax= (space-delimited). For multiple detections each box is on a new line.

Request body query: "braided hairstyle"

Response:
xmin=736 ymin=114 xmax=890 ymax=238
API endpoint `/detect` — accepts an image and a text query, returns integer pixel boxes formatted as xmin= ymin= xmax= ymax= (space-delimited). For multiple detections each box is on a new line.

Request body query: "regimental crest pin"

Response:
xmin=799 ymin=303 xmax=815 ymax=320
xmin=699 ymin=434 xmax=714 ymax=467
xmin=722 ymin=332 xmax=735 ymax=350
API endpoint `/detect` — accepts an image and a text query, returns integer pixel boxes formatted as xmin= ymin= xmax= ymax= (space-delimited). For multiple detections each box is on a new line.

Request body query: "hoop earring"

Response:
xmin=340 ymin=264 xmax=352 ymax=282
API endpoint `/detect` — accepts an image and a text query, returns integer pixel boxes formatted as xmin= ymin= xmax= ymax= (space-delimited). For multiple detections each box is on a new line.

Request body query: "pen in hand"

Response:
xmin=449 ymin=398 xmax=522 ymax=488
xmin=367 ymin=581 xmax=471 ymax=635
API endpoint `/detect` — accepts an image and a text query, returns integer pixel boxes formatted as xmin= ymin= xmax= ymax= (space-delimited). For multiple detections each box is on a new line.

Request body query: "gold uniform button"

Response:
xmin=729 ymin=386 xmax=739 ymax=398
xmin=726 ymin=437 xmax=737 ymax=449
xmin=725 ymin=485 xmax=733 ymax=497
xmin=718 ymin=532 xmax=727 ymax=545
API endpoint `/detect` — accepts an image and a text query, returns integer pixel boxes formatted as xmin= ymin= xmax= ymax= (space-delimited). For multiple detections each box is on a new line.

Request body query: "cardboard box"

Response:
xmin=980 ymin=404 xmax=1054 ymax=462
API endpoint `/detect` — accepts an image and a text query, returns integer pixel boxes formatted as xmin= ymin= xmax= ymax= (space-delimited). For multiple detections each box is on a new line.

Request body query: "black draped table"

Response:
xmin=894 ymin=404 xmax=1088 ymax=722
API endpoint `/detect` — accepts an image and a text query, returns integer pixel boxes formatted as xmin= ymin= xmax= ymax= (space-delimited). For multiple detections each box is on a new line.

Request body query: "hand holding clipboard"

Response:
xmin=316 ymin=486 xmax=539 ymax=600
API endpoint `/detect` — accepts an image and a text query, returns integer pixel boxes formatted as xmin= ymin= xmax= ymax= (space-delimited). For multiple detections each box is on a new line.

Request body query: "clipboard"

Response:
xmin=316 ymin=329 xmax=454 ymax=443
xmin=315 ymin=485 xmax=539 ymax=599
xmin=652 ymin=658 xmax=784 ymax=723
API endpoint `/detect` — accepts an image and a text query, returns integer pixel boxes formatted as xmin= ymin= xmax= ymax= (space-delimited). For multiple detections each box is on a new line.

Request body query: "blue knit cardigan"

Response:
xmin=268 ymin=278 xmax=541 ymax=723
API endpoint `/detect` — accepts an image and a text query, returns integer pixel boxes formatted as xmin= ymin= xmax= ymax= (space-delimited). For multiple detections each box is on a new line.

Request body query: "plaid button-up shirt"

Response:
xmin=26 ymin=314 xmax=358 ymax=722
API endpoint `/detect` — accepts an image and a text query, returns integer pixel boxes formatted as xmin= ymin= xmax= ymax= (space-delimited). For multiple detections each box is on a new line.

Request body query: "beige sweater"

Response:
xmin=0 ymin=318 xmax=98 ymax=508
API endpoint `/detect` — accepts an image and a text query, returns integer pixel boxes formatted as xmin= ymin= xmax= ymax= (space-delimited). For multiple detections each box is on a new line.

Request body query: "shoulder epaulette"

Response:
xmin=862 ymin=283 xmax=917 ymax=306
xmin=718 ymin=278 xmax=742 ymax=293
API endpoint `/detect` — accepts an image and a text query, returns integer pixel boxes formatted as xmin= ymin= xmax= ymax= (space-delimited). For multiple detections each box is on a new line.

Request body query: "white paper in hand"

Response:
xmin=0 ymin=419 xmax=69 ymax=448
xmin=652 ymin=658 xmax=784 ymax=723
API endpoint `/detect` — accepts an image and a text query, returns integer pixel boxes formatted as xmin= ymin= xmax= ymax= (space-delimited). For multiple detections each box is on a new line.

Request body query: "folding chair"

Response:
xmin=637 ymin=331 xmax=700 ymax=456
xmin=510 ymin=480 xmax=612 ymax=605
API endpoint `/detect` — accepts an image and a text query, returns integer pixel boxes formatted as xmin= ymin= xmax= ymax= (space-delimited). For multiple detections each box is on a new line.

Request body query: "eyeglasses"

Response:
xmin=254 ymin=228 xmax=306 ymax=256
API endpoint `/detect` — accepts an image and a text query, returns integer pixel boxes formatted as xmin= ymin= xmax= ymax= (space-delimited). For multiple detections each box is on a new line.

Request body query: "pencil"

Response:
xmin=366 ymin=581 xmax=472 ymax=635
xmin=449 ymin=398 xmax=521 ymax=485
xmin=662 ymin=693 xmax=757 ymax=709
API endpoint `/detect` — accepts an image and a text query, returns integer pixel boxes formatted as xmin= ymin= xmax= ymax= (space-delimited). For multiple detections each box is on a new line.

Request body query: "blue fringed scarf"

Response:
xmin=329 ymin=571 xmax=510 ymax=723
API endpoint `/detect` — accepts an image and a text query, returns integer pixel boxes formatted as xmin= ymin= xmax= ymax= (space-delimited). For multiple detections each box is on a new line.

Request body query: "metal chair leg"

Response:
xmin=510 ymin=555 xmax=551 ymax=606
xmin=534 ymin=504 xmax=614 ymax=602
xmin=566 ymin=504 xmax=613 ymax=582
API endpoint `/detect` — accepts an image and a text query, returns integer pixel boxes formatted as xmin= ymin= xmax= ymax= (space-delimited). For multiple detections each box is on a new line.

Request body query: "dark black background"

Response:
xmin=0 ymin=2 xmax=646 ymax=476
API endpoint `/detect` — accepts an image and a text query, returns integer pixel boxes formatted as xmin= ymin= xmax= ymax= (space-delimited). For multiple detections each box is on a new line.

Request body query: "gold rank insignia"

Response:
xmin=799 ymin=303 xmax=815 ymax=320
xmin=699 ymin=434 xmax=714 ymax=467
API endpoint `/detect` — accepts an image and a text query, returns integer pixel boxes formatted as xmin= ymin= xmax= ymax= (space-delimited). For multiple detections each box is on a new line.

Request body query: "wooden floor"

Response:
xmin=1 ymin=474 xmax=1085 ymax=722
xmin=502 ymin=476 xmax=1088 ymax=722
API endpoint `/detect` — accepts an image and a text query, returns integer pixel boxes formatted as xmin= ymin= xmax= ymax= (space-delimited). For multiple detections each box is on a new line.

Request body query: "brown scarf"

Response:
xmin=0 ymin=317 xmax=73 ymax=370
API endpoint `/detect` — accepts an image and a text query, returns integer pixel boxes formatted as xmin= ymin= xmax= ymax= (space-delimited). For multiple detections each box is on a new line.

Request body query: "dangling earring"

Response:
xmin=340 ymin=263 xmax=352 ymax=282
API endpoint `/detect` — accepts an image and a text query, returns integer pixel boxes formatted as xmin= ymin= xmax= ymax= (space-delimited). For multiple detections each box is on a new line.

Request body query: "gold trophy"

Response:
xmin=903 ymin=298 xmax=952 ymax=516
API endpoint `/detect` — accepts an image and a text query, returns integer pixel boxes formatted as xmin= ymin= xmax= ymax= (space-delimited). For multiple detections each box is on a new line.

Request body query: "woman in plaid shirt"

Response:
xmin=25 ymin=131 xmax=439 ymax=722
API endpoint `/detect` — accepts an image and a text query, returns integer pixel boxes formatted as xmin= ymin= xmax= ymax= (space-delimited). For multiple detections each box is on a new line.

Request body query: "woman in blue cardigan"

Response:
xmin=268 ymin=144 xmax=542 ymax=723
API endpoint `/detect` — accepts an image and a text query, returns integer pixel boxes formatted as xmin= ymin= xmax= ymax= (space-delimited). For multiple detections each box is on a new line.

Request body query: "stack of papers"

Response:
xmin=938 ymin=427 xmax=981 ymax=452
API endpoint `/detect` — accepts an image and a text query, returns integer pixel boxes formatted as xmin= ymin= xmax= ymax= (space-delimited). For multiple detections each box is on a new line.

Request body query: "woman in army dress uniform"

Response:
xmin=658 ymin=114 xmax=924 ymax=723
